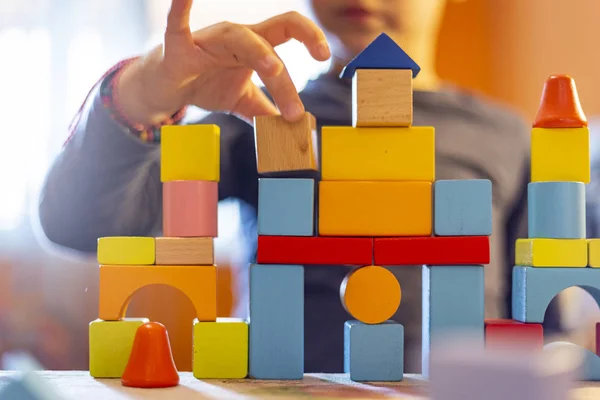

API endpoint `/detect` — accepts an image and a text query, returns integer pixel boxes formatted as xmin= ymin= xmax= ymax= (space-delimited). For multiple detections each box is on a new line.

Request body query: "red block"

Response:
xmin=485 ymin=319 xmax=544 ymax=351
xmin=257 ymin=236 xmax=373 ymax=265
xmin=373 ymin=236 xmax=489 ymax=265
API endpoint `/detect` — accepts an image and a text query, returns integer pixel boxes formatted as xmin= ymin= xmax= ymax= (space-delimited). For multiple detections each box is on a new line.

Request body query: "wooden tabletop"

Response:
xmin=1 ymin=371 xmax=600 ymax=399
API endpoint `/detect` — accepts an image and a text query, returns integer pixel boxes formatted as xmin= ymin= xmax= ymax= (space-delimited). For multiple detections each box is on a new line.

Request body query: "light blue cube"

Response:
xmin=434 ymin=179 xmax=492 ymax=236
xmin=258 ymin=178 xmax=315 ymax=236
xmin=528 ymin=182 xmax=585 ymax=238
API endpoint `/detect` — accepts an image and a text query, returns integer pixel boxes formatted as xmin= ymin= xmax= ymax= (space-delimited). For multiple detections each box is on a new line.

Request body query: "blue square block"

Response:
xmin=434 ymin=179 xmax=492 ymax=236
xmin=528 ymin=182 xmax=585 ymax=238
xmin=258 ymin=178 xmax=315 ymax=236
xmin=344 ymin=320 xmax=404 ymax=382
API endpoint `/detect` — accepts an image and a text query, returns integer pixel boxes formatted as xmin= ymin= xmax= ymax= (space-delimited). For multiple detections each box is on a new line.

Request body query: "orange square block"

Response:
xmin=163 ymin=181 xmax=218 ymax=237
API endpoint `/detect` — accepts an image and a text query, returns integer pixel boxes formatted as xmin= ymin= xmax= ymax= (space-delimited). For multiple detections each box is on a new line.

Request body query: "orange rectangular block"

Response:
xmin=163 ymin=180 xmax=218 ymax=237
xmin=319 ymin=181 xmax=432 ymax=236
xmin=155 ymin=237 xmax=214 ymax=265
xmin=99 ymin=265 xmax=217 ymax=321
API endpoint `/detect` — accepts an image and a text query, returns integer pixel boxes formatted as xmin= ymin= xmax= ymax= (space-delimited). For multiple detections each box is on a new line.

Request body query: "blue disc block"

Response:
xmin=434 ymin=179 xmax=492 ymax=236
xmin=528 ymin=182 xmax=585 ymax=239
xmin=258 ymin=178 xmax=315 ymax=236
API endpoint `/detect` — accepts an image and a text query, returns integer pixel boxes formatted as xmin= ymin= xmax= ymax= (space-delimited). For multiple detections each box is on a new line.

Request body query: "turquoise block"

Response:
xmin=422 ymin=265 xmax=485 ymax=377
xmin=344 ymin=320 xmax=404 ymax=382
xmin=512 ymin=266 xmax=600 ymax=323
xmin=528 ymin=182 xmax=585 ymax=238
xmin=249 ymin=264 xmax=304 ymax=379
xmin=545 ymin=342 xmax=600 ymax=381
xmin=434 ymin=179 xmax=492 ymax=236
xmin=258 ymin=178 xmax=315 ymax=236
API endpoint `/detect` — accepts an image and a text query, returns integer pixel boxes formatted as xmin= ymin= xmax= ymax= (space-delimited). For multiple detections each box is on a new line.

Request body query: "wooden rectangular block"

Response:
xmin=155 ymin=237 xmax=213 ymax=265
xmin=160 ymin=124 xmax=220 ymax=182
xmin=484 ymin=319 xmax=543 ymax=351
xmin=321 ymin=126 xmax=434 ymax=181
xmin=344 ymin=320 xmax=404 ymax=382
xmin=193 ymin=317 xmax=248 ymax=379
xmin=352 ymin=69 xmax=412 ymax=127
xmin=589 ymin=239 xmax=600 ymax=267
xmin=515 ymin=238 xmax=587 ymax=267
xmin=422 ymin=265 xmax=484 ymax=378
xmin=258 ymin=178 xmax=314 ymax=236
xmin=249 ymin=264 xmax=303 ymax=379
xmin=374 ymin=236 xmax=489 ymax=265
xmin=254 ymin=113 xmax=318 ymax=174
xmin=319 ymin=181 xmax=432 ymax=236
xmin=257 ymin=235 xmax=373 ymax=265
xmin=89 ymin=318 xmax=149 ymax=377
xmin=97 ymin=236 xmax=154 ymax=265
xmin=528 ymin=182 xmax=586 ymax=238
xmin=434 ymin=179 xmax=492 ymax=236
xmin=531 ymin=127 xmax=590 ymax=183
xmin=163 ymin=180 xmax=218 ymax=237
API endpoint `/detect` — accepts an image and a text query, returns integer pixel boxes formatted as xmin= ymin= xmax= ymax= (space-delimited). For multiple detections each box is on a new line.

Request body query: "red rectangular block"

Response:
xmin=485 ymin=319 xmax=544 ymax=351
xmin=373 ymin=236 xmax=489 ymax=265
xmin=257 ymin=236 xmax=373 ymax=265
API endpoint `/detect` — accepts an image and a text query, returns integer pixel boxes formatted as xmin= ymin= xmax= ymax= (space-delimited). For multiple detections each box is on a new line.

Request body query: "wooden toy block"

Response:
xmin=319 ymin=181 xmax=432 ymax=236
xmin=340 ymin=32 xmax=420 ymax=79
xmin=321 ymin=126 xmax=434 ymax=181
xmin=193 ymin=318 xmax=248 ymax=379
xmin=352 ymin=69 xmax=412 ymax=127
xmin=528 ymin=182 xmax=585 ymax=238
xmin=422 ymin=265 xmax=484 ymax=377
xmin=154 ymin=237 xmax=213 ymax=265
xmin=258 ymin=178 xmax=314 ymax=236
xmin=99 ymin=265 xmax=216 ymax=321
xmin=344 ymin=320 xmax=404 ymax=382
xmin=89 ymin=318 xmax=149 ymax=378
xmin=249 ymin=264 xmax=304 ymax=379
xmin=588 ymin=239 xmax=600 ymax=267
xmin=97 ymin=236 xmax=155 ymax=265
xmin=163 ymin=180 xmax=218 ymax=237
xmin=512 ymin=266 xmax=600 ymax=323
xmin=531 ymin=127 xmax=590 ymax=183
xmin=546 ymin=341 xmax=600 ymax=381
xmin=256 ymin=235 xmax=373 ymax=265
xmin=160 ymin=124 xmax=220 ymax=182
xmin=0 ymin=372 xmax=66 ymax=399
xmin=515 ymin=238 xmax=587 ymax=267
xmin=484 ymin=319 xmax=543 ymax=351
xmin=340 ymin=266 xmax=401 ymax=324
xmin=533 ymin=75 xmax=587 ymax=128
xmin=254 ymin=113 xmax=318 ymax=174
xmin=374 ymin=236 xmax=490 ymax=265
xmin=433 ymin=179 xmax=492 ymax=236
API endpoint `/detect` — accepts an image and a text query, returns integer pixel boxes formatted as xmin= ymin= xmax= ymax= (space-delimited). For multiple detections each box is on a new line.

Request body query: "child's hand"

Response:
xmin=117 ymin=0 xmax=331 ymax=126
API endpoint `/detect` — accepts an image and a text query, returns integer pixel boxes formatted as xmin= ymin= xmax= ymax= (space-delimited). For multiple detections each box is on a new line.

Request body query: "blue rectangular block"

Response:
xmin=434 ymin=179 xmax=492 ymax=236
xmin=249 ymin=264 xmax=304 ymax=379
xmin=422 ymin=265 xmax=485 ymax=377
xmin=258 ymin=178 xmax=315 ymax=236
xmin=344 ymin=320 xmax=404 ymax=382
xmin=528 ymin=182 xmax=585 ymax=238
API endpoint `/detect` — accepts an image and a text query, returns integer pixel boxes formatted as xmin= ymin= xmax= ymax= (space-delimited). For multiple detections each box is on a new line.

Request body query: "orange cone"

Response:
xmin=533 ymin=74 xmax=587 ymax=128
xmin=121 ymin=322 xmax=179 ymax=388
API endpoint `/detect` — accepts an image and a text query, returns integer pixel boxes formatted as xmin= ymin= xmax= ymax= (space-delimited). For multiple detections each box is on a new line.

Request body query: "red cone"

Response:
xmin=121 ymin=322 xmax=179 ymax=388
xmin=533 ymin=75 xmax=587 ymax=128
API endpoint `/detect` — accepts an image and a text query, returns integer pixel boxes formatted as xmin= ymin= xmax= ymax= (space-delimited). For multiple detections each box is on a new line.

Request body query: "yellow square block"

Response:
xmin=588 ymin=239 xmax=600 ymax=267
xmin=97 ymin=236 xmax=155 ymax=265
xmin=515 ymin=238 xmax=587 ymax=267
xmin=89 ymin=318 xmax=148 ymax=378
xmin=160 ymin=124 xmax=220 ymax=182
xmin=321 ymin=126 xmax=434 ymax=181
xmin=319 ymin=181 xmax=432 ymax=236
xmin=193 ymin=318 xmax=248 ymax=379
xmin=531 ymin=127 xmax=590 ymax=183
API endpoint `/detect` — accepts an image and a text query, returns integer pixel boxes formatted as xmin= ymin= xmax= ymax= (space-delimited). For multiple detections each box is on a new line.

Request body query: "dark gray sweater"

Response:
xmin=38 ymin=71 xmax=543 ymax=373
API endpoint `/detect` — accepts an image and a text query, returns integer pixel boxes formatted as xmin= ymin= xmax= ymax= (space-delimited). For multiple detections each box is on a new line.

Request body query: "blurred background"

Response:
xmin=2 ymin=0 xmax=600 ymax=372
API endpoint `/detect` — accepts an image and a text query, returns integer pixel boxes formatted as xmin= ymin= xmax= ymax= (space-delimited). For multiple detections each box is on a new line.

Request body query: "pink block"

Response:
xmin=163 ymin=181 xmax=218 ymax=237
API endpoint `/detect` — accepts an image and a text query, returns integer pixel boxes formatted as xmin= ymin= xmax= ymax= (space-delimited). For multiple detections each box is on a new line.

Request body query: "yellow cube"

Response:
xmin=531 ymin=127 xmax=589 ymax=183
xmin=161 ymin=124 xmax=220 ymax=182
xmin=321 ymin=126 xmax=434 ymax=181
xmin=193 ymin=318 xmax=248 ymax=379
xmin=515 ymin=238 xmax=587 ymax=267
xmin=89 ymin=318 xmax=148 ymax=378
xmin=588 ymin=239 xmax=600 ymax=267
xmin=97 ymin=236 xmax=155 ymax=265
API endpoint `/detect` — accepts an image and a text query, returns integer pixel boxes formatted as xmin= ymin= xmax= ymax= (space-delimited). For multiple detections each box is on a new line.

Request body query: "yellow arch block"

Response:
xmin=99 ymin=265 xmax=217 ymax=321
xmin=97 ymin=236 xmax=155 ymax=265
xmin=516 ymin=238 xmax=587 ymax=267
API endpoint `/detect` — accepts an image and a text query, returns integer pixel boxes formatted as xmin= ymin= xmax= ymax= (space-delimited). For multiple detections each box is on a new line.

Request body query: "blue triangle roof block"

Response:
xmin=340 ymin=33 xmax=421 ymax=79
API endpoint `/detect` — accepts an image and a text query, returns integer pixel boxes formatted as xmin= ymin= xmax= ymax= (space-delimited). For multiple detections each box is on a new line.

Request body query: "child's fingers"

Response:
xmin=166 ymin=0 xmax=193 ymax=36
xmin=231 ymin=83 xmax=280 ymax=123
